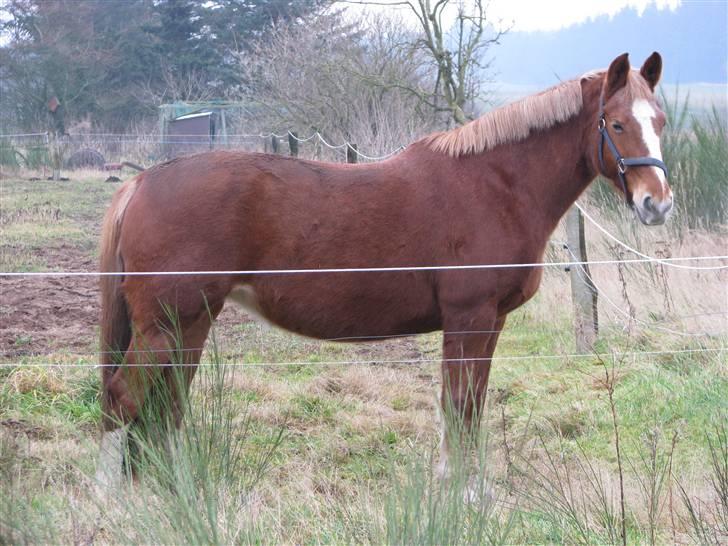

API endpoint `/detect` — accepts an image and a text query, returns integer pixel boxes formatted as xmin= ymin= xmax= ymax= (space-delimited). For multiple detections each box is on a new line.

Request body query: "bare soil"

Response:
xmin=0 ymin=245 xmax=98 ymax=357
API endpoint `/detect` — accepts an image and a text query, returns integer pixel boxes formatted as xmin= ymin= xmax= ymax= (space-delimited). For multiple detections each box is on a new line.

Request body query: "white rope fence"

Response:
xmin=0 ymin=130 xmax=406 ymax=162
xmin=574 ymin=202 xmax=725 ymax=271
xmin=561 ymin=244 xmax=719 ymax=339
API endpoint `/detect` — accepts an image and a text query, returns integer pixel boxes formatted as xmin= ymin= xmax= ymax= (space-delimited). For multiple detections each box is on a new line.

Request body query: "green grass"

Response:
xmin=0 ymin=176 xmax=116 ymax=270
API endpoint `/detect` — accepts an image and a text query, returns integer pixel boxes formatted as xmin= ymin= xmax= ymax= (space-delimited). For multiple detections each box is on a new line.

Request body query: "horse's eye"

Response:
xmin=612 ymin=122 xmax=624 ymax=133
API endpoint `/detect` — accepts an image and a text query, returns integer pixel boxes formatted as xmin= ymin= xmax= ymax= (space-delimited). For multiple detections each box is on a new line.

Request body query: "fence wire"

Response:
xmin=0 ymin=347 xmax=723 ymax=369
xmin=0 ymin=130 xmax=405 ymax=166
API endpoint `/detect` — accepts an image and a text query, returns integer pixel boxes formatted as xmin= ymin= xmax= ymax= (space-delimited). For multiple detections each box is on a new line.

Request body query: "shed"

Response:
xmin=164 ymin=111 xmax=217 ymax=157
xmin=158 ymin=101 xmax=256 ymax=158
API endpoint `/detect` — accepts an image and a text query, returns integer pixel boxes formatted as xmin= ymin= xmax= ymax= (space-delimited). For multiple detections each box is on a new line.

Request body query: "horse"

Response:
xmin=95 ymin=52 xmax=673 ymax=488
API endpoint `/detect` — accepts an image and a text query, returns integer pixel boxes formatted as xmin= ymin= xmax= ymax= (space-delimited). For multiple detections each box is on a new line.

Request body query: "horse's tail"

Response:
xmin=99 ymin=177 xmax=139 ymax=374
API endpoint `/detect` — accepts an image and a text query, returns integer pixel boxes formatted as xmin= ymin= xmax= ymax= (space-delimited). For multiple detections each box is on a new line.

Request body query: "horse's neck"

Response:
xmin=510 ymin=107 xmax=598 ymax=232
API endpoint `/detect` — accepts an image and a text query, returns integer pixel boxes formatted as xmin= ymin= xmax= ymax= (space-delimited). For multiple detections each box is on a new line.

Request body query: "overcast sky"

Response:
xmin=345 ymin=0 xmax=682 ymax=32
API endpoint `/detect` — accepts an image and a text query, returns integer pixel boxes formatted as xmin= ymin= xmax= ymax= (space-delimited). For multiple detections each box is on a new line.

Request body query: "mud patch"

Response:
xmin=1 ymin=245 xmax=98 ymax=358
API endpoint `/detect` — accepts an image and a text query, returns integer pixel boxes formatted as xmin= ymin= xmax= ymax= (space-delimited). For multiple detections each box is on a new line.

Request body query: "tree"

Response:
xmin=342 ymin=0 xmax=508 ymax=126
xmin=236 ymin=11 xmax=439 ymax=153
xmin=0 ymin=0 xmax=327 ymax=131
xmin=0 ymin=0 xmax=156 ymax=130
xmin=1 ymin=0 xmax=108 ymax=129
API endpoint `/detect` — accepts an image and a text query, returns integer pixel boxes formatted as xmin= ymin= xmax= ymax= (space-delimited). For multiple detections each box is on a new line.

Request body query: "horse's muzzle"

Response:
xmin=634 ymin=193 xmax=673 ymax=225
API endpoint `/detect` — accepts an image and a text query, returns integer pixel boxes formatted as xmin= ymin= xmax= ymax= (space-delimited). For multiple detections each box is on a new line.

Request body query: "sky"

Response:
xmin=345 ymin=0 xmax=726 ymax=85
xmin=489 ymin=0 xmax=682 ymax=31
xmin=347 ymin=0 xmax=683 ymax=32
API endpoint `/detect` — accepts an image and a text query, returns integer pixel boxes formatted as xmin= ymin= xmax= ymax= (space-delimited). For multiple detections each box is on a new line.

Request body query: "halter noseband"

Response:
xmin=597 ymin=94 xmax=669 ymax=206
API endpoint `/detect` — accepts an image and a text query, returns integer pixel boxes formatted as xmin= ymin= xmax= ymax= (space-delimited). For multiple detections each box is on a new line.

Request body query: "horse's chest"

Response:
xmin=499 ymin=267 xmax=544 ymax=314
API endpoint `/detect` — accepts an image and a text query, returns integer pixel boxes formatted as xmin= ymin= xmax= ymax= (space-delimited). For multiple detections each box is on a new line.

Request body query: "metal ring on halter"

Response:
xmin=598 ymin=116 xmax=606 ymax=131
xmin=617 ymin=158 xmax=627 ymax=174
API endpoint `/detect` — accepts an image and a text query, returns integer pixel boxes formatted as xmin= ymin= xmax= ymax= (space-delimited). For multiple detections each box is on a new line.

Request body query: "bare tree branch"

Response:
xmin=340 ymin=0 xmax=509 ymax=126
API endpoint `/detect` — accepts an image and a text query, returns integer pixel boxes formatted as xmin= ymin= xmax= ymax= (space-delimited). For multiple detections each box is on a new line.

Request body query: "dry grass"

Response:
xmin=541 ymin=198 xmax=728 ymax=339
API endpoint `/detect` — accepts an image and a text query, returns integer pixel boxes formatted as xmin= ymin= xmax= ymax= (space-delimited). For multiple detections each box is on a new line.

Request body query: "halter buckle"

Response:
xmin=598 ymin=116 xmax=606 ymax=131
xmin=617 ymin=158 xmax=627 ymax=174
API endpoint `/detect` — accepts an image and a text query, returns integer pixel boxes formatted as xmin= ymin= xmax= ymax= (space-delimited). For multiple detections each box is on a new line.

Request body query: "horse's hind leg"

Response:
xmin=96 ymin=304 xmax=221 ymax=489
xmin=96 ymin=327 xmax=171 ymax=490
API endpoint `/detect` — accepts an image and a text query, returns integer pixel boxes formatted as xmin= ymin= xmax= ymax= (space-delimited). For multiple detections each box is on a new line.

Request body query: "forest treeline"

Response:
xmin=1 ymin=0 xmax=508 ymax=142
xmin=0 ymin=0 xmax=328 ymax=132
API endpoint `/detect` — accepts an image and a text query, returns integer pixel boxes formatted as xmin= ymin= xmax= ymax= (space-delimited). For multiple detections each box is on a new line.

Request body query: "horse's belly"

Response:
xmin=227 ymin=277 xmax=440 ymax=340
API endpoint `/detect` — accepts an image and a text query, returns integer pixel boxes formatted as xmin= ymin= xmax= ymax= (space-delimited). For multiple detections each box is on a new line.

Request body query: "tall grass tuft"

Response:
xmin=684 ymin=106 xmax=728 ymax=227
xmin=101 ymin=316 xmax=285 ymax=545
xmin=378 ymin=414 xmax=518 ymax=546
xmin=516 ymin=429 xmax=625 ymax=544
xmin=626 ymin=428 xmax=677 ymax=545
xmin=0 ymin=431 xmax=57 ymax=544
xmin=662 ymin=90 xmax=728 ymax=230
xmin=678 ymin=419 xmax=728 ymax=544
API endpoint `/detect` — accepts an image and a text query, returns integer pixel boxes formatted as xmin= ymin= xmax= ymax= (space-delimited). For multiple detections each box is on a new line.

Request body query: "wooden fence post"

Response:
xmin=288 ymin=132 xmax=299 ymax=157
xmin=346 ymin=143 xmax=358 ymax=164
xmin=566 ymin=205 xmax=599 ymax=351
xmin=271 ymin=135 xmax=280 ymax=154
xmin=50 ymin=133 xmax=67 ymax=181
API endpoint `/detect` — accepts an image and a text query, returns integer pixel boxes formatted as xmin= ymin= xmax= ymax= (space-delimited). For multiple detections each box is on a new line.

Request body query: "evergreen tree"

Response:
xmin=0 ymin=0 xmax=327 ymax=130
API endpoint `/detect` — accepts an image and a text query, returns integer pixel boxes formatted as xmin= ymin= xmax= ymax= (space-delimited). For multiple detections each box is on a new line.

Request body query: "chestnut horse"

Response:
xmin=96 ymin=52 xmax=673 ymax=486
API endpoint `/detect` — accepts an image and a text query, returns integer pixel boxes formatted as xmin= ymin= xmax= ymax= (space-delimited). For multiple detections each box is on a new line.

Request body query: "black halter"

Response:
xmin=597 ymin=94 xmax=669 ymax=205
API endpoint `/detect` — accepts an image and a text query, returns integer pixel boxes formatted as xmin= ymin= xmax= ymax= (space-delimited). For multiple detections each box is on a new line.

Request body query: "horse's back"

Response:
xmin=116 ymin=150 xmax=444 ymax=337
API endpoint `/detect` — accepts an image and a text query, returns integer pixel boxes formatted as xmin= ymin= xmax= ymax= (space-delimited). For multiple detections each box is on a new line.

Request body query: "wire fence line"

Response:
xmin=0 ymin=329 xmax=505 ymax=358
xmin=0 ymin=132 xmax=50 ymax=138
xmin=2 ymin=306 xmax=724 ymax=361
xmin=574 ymin=202 xmax=725 ymax=271
xmin=2 ymin=131 xmax=726 ymax=371
xmin=562 ymin=244 xmax=718 ymax=339
xmin=0 ymin=347 xmax=723 ymax=369
xmin=0 ymin=129 xmax=405 ymax=163
xmin=1 ymin=255 xmax=726 ymax=279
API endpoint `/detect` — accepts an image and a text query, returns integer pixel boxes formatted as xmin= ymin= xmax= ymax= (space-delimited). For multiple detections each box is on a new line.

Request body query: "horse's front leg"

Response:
xmin=437 ymin=311 xmax=505 ymax=483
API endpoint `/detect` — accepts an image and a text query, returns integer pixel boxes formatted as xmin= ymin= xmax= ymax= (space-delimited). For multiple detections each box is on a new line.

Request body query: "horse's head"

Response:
xmin=596 ymin=52 xmax=673 ymax=225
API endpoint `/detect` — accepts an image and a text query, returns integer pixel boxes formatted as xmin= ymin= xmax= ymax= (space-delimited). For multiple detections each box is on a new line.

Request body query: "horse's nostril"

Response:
xmin=643 ymin=195 xmax=655 ymax=213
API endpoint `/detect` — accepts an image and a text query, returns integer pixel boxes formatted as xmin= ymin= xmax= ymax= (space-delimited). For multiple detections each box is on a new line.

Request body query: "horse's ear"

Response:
xmin=640 ymin=51 xmax=662 ymax=91
xmin=605 ymin=53 xmax=630 ymax=100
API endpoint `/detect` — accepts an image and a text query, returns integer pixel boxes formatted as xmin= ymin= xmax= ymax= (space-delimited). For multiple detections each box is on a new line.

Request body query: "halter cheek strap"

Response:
xmin=597 ymin=94 xmax=669 ymax=206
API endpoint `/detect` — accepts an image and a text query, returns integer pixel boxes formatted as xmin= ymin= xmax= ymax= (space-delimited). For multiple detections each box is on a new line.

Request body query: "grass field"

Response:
xmin=1 ymin=171 xmax=726 ymax=544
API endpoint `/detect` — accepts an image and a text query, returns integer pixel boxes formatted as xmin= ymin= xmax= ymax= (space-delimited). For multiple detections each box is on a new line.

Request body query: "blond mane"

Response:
xmin=426 ymin=74 xmax=600 ymax=157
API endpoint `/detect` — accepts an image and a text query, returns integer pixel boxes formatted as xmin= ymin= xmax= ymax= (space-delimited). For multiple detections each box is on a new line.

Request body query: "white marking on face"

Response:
xmin=632 ymin=98 xmax=666 ymax=191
